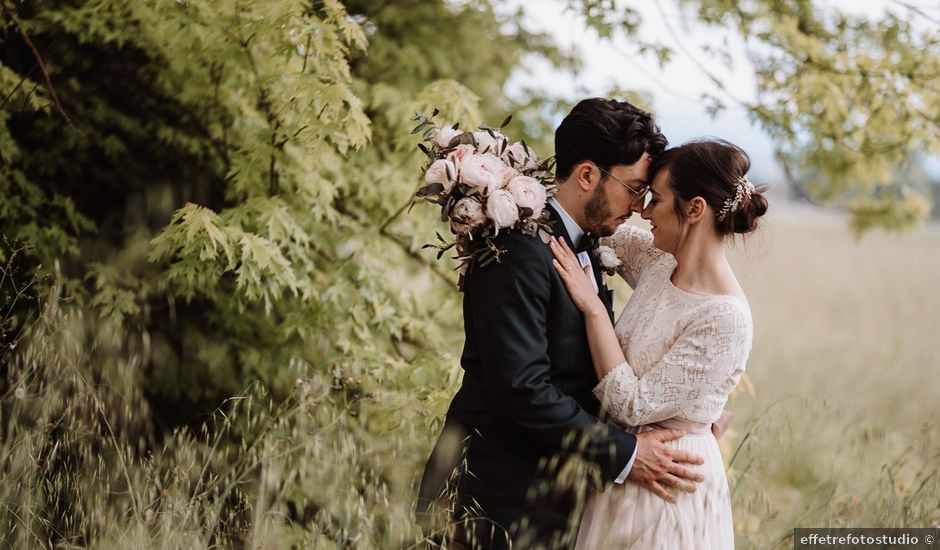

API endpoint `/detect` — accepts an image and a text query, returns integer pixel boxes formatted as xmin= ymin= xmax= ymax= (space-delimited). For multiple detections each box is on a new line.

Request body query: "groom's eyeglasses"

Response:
xmin=598 ymin=167 xmax=651 ymax=209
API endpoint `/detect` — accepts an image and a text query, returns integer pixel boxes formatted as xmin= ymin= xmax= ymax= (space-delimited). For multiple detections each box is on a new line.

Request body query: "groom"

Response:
xmin=417 ymin=98 xmax=705 ymax=549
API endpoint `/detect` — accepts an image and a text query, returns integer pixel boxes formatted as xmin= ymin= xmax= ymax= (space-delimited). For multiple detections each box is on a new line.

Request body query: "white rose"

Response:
xmin=502 ymin=141 xmax=538 ymax=171
xmin=432 ymin=125 xmax=462 ymax=149
xmin=486 ymin=189 xmax=520 ymax=231
xmin=473 ymin=130 xmax=506 ymax=155
xmin=451 ymin=197 xmax=486 ymax=231
xmin=446 ymin=144 xmax=475 ymax=174
xmin=424 ymin=159 xmax=457 ymax=194
xmin=506 ymin=175 xmax=546 ymax=218
xmin=595 ymin=245 xmax=622 ymax=272
xmin=459 ymin=153 xmax=506 ymax=195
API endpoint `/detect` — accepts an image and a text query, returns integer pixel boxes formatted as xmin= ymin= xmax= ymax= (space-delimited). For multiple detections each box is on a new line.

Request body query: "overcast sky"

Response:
xmin=500 ymin=0 xmax=940 ymax=184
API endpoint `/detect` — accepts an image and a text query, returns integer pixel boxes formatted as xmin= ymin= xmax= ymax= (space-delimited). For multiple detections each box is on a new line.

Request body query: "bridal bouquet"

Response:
xmin=411 ymin=111 xmax=556 ymax=289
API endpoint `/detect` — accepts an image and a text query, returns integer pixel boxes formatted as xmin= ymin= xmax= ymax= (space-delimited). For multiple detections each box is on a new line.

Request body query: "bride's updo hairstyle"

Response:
xmin=648 ymin=138 xmax=768 ymax=235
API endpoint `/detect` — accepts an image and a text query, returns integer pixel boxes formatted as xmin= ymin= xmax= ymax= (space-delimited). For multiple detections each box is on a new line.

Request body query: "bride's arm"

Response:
xmin=549 ymin=237 xmax=629 ymax=381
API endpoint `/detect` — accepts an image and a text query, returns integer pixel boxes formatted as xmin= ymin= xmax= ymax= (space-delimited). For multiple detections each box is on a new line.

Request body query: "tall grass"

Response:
xmin=0 ymin=270 xmax=438 ymax=548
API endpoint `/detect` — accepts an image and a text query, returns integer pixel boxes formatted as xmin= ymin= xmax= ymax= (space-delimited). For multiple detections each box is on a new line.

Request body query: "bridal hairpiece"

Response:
xmin=717 ymin=175 xmax=755 ymax=222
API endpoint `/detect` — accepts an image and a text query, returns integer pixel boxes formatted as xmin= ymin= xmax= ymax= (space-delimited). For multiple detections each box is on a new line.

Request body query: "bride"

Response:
xmin=549 ymin=138 xmax=767 ymax=549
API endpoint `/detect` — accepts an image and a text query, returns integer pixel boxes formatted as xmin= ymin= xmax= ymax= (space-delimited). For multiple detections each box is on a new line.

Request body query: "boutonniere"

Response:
xmin=595 ymin=245 xmax=621 ymax=276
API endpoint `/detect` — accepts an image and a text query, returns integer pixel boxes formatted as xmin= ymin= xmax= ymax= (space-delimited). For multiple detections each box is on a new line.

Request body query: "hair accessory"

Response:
xmin=717 ymin=176 xmax=755 ymax=222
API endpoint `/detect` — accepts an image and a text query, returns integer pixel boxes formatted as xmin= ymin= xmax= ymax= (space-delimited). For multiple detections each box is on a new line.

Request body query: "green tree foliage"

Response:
xmin=0 ymin=0 xmax=571 ymax=546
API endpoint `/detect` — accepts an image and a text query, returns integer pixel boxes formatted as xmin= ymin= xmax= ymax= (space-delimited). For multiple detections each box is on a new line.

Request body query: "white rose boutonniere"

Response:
xmin=595 ymin=245 xmax=621 ymax=276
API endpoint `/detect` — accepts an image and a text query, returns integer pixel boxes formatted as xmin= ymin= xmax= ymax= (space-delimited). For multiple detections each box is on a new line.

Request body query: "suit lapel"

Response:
xmin=545 ymin=203 xmax=576 ymax=251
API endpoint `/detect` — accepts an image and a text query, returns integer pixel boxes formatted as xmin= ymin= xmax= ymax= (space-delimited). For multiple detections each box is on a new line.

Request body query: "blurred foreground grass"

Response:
xmin=2 ymin=207 xmax=938 ymax=548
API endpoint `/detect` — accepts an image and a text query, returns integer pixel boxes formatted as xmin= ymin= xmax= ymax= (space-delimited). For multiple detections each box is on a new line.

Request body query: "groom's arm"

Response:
xmin=465 ymin=232 xmax=635 ymax=481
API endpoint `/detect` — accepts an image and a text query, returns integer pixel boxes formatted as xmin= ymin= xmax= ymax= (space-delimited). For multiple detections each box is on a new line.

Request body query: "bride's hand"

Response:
xmin=549 ymin=237 xmax=605 ymax=315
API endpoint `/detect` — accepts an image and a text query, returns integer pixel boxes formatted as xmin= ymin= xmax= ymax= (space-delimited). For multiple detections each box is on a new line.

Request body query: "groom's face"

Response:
xmin=584 ymin=153 xmax=651 ymax=237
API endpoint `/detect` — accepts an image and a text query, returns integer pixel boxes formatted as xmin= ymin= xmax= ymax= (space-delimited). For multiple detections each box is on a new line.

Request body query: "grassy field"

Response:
xmin=678 ymin=207 xmax=940 ymax=547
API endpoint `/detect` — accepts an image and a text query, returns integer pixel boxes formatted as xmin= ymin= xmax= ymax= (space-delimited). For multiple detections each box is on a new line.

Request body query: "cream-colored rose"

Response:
xmin=486 ymin=189 xmax=520 ymax=231
xmin=502 ymin=141 xmax=539 ymax=171
xmin=424 ymin=159 xmax=457 ymax=194
xmin=595 ymin=245 xmax=622 ymax=270
xmin=446 ymin=144 xmax=476 ymax=174
xmin=432 ymin=125 xmax=462 ymax=149
xmin=506 ymin=175 xmax=546 ymax=218
xmin=473 ymin=130 xmax=506 ymax=155
xmin=460 ymin=153 xmax=506 ymax=195
xmin=451 ymin=197 xmax=486 ymax=232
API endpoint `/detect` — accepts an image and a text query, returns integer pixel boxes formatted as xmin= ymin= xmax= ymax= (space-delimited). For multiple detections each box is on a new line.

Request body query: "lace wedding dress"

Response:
xmin=575 ymin=225 xmax=753 ymax=549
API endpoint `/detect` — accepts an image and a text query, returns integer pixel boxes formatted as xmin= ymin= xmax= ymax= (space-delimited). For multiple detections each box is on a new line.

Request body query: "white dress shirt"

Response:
xmin=547 ymin=198 xmax=637 ymax=483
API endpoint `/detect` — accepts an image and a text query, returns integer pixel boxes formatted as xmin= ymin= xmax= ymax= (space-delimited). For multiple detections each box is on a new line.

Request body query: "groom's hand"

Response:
xmin=627 ymin=429 xmax=705 ymax=503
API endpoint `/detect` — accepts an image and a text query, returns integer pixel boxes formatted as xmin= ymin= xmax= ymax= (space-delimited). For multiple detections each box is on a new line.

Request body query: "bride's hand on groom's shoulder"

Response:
xmin=549 ymin=237 xmax=604 ymax=316
xmin=627 ymin=429 xmax=705 ymax=503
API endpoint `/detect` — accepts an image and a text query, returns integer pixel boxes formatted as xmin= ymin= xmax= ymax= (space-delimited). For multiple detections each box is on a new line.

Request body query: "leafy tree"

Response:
xmin=0 ymin=0 xmax=574 ymax=545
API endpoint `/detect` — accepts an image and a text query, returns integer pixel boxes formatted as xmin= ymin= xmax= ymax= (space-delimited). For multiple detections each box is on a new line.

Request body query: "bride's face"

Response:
xmin=641 ymin=169 xmax=684 ymax=254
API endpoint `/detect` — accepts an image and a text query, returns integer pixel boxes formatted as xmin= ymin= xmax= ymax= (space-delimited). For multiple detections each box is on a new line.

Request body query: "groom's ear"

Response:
xmin=574 ymin=162 xmax=597 ymax=192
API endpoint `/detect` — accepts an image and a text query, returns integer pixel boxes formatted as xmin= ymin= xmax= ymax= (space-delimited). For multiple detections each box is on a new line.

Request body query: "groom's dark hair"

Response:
xmin=554 ymin=98 xmax=667 ymax=180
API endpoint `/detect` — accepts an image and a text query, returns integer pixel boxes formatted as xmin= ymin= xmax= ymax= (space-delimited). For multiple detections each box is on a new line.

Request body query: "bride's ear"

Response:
xmin=687 ymin=197 xmax=708 ymax=224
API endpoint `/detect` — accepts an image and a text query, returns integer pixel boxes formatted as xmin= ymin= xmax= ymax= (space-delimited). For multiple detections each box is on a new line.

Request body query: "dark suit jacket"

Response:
xmin=417 ymin=204 xmax=637 ymax=549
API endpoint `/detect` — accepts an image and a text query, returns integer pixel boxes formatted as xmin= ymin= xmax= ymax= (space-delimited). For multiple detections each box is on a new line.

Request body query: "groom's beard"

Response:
xmin=584 ymin=184 xmax=615 ymax=237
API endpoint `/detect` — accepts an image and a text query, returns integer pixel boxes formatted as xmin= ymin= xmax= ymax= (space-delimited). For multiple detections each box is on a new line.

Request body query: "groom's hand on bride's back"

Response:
xmin=627 ymin=429 xmax=705 ymax=503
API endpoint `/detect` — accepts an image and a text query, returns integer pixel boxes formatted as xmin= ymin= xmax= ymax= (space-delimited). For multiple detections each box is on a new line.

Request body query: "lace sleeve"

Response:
xmin=592 ymin=300 xmax=752 ymax=427
xmin=600 ymin=224 xmax=664 ymax=288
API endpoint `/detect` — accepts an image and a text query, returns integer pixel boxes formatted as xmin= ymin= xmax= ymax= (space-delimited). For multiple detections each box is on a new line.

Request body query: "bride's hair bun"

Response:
xmin=648 ymin=138 xmax=768 ymax=236
xmin=727 ymin=182 xmax=768 ymax=235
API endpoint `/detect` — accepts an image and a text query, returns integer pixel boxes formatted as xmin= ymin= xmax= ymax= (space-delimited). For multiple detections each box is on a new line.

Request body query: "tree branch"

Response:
xmin=2 ymin=1 xmax=82 ymax=136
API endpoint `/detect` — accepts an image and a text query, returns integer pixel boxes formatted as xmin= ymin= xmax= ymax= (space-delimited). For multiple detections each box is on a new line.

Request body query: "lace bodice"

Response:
xmin=594 ymin=225 xmax=753 ymax=428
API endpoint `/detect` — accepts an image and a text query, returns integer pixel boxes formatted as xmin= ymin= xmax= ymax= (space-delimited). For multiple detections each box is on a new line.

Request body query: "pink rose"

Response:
xmin=446 ymin=144 xmax=476 ymax=175
xmin=506 ymin=175 xmax=546 ymax=218
xmin=432 ymin=126 xmax=462 ymax=149
xmin=460 ymin=153 xmax=507 ymax=196
xmin=424 ymin=159 xmax=457 ymax=194
xmin=473 ymin=130 xmax=506 ymax=156
xmin=451 ymin=198 xmax=486 ymax=232
xmin=486 ymin=189 xmax=520 ymax=231
xmin=502 ymin=141 xmax=538 ymax=171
